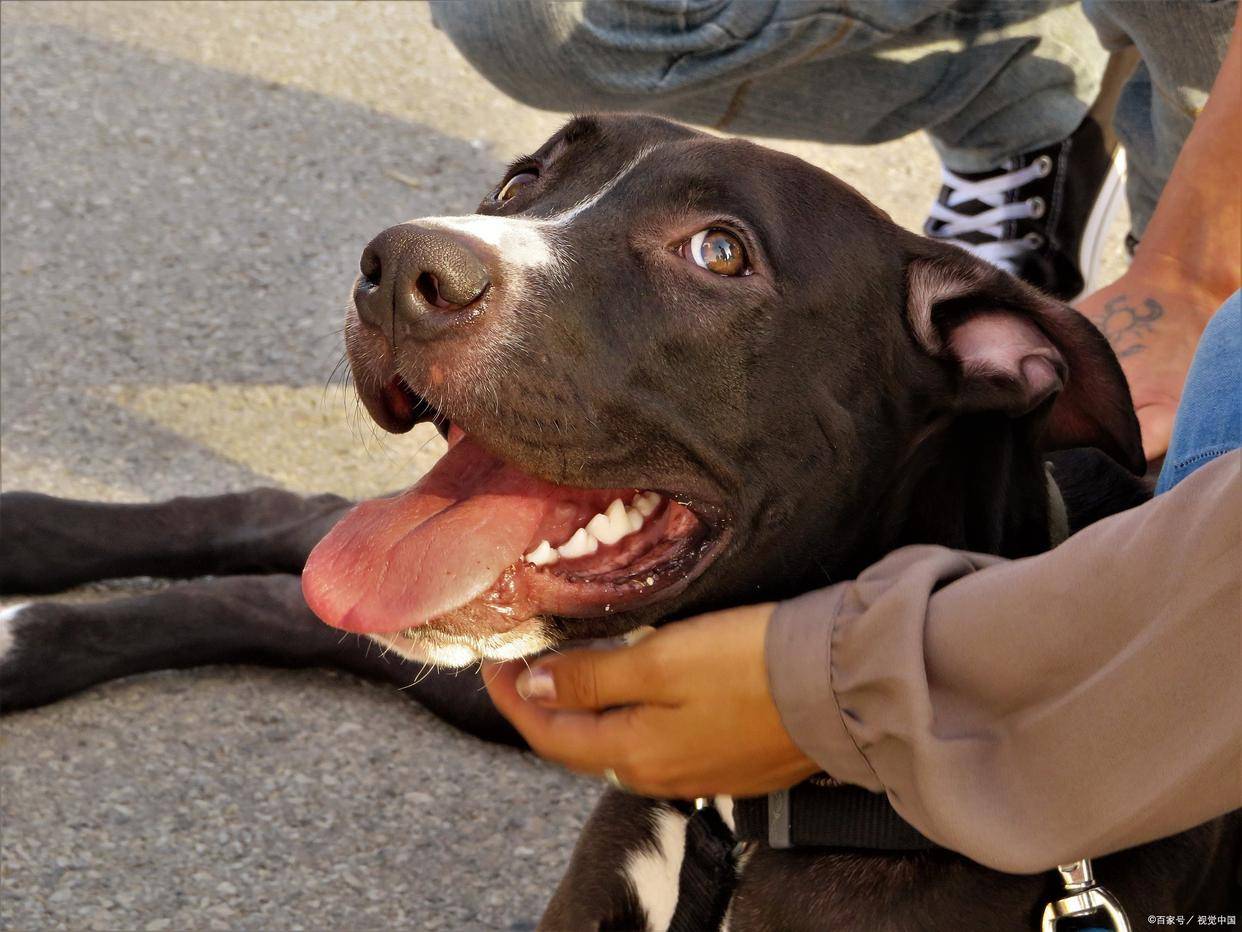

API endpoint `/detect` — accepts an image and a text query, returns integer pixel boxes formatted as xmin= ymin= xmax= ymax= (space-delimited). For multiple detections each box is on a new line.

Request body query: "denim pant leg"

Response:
xmin=1155 ymin=291 xmax=1242 ymax=494
xmin=1083 ymin=1 xmax=1237 ymax=239
xmin=432 ymin=0 xmax=1106 ymax=171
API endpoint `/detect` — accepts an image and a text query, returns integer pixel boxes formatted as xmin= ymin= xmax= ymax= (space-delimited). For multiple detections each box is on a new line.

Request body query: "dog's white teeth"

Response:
xmin=529 ymin=493 xmax=663 ymax=566
xmin=586 ymin=498 xmax=631 ymax=545
xmin=586 ymin=497 xmax=645 ymax=547
xmin=558 ymin=527 xmax=599 ymax=559
xmin=586 ymin=514 xmax=616 ymax=545
xmin=524 ymin=540 xmax=559 ymax=566
xmin=606 ymin=497 xmax=631 ymax=530
xmin=634 ymin=491 xmax=661 ymax=518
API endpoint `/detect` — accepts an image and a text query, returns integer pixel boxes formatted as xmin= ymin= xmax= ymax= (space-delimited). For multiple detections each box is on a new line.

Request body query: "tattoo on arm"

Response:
xmin=1089 ymin=293 xmax=1165 ymax=358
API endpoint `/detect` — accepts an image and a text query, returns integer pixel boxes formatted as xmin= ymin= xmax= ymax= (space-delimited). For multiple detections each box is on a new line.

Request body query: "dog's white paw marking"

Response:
xmin=624 ymin=804 xmax=687 ymax=932
xmin=0 ymin=602 xmax=32 ymax=663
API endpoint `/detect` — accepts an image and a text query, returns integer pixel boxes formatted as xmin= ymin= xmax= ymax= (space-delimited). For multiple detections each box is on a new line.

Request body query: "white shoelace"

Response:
xmin=925 ymin=157 xmax=1051 ymax=273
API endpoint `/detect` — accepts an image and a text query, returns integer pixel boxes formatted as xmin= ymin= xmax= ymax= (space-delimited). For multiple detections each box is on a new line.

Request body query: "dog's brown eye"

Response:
xmin=683 ymin=228 xmax=748 ymax=276
xmin=497 ymin=171 xmax=538 ymax=203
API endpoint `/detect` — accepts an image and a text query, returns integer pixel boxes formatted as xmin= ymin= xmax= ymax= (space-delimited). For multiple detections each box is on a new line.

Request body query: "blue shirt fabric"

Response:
xmin=1156 ymin=291 xmax=1242 ymax=494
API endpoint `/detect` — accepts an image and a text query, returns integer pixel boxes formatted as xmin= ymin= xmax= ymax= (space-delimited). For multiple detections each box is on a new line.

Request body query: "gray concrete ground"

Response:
xmin=0 ymin=3 xmax=1129 ymax=930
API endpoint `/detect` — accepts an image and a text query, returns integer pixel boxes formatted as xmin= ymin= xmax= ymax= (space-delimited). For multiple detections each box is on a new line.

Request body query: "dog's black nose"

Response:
xmin=354 ymin=224 xmax=490 ymax=337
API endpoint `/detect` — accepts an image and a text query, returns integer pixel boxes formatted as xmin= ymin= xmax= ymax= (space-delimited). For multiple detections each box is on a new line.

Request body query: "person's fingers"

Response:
xmin=481 ymin=661 xmax=644 ymax=774
xmin=1137 ymin=402 xmax=1176 ymax=464
xmin=512 ymin=640 xmax=676 ymax=711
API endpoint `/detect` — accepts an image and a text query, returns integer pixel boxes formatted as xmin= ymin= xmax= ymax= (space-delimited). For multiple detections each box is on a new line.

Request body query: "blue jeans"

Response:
xmin=433 ymin=0 xmax=1235 ymax=239
xmin=1156 ymin=291 xmax=1242 ymax=493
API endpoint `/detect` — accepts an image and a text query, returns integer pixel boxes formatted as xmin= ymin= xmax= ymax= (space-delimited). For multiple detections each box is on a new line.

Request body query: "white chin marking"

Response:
xmin=420 ymin=641 xmax=479 ymax=668
xmin=0 ymin=602 xmax=31 ymax=663
xmin=623 ymin=804 xmax=688 ymax=932
xmin=368 ymin=623 xmax=552 ymax=669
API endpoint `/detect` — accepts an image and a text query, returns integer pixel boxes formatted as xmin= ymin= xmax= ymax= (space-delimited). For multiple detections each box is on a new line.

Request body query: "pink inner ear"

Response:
xmin=906 ymin=255 xmax=1145 ymax=472
xmin=947 ymin=312 xmax=1068 ymax=416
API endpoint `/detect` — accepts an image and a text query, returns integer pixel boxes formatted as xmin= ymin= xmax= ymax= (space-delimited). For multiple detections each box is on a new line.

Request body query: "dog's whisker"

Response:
xmin=477 ymin=660 xmax=504 ymax=693
xmin=399 ymin=659 xmax=433 ymax=690
xmin=321 ymin=354 xmax=351 ymax=407
xmin=310 ymin=328 xmax=348 ymax=345
xmin=411 ymin=661 xmax=436 ymax=688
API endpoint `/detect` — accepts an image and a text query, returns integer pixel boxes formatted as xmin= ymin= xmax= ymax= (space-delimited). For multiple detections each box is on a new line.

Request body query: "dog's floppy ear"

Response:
xmin=906 ymin=248 xmax=1145 ymax=474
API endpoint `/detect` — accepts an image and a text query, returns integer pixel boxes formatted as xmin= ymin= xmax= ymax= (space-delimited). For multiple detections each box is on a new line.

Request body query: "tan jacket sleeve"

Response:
xmin=766 ymin=450 xmax=1241 ymax=874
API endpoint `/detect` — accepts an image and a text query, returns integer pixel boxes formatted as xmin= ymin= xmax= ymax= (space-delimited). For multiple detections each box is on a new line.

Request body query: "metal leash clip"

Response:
xmin=1040 ymin=859 xmax=1130 ymax=931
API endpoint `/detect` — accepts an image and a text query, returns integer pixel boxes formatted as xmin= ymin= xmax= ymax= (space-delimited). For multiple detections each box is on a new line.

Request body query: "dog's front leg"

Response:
xmin=0 ymin=574 xmax=520 ymax=745
xmin=0 ymin=488 xmax=352 ymax=595
xmin=541 ymin=789 xmax=688 ymax=932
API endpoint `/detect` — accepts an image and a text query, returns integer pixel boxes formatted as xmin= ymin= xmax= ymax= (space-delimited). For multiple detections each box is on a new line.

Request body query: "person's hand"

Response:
xmin=482 ymin=604 xmax=819 ymax=799
xmin=1072 ymin=1 xmax=1240 ymax=465
xmin=1076 ymin=255 xmax=1221 ymax=464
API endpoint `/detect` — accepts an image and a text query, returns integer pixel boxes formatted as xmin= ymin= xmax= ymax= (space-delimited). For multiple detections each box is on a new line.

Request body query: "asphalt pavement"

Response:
xmin=0 ymin=3 xmax=1129 ymax=929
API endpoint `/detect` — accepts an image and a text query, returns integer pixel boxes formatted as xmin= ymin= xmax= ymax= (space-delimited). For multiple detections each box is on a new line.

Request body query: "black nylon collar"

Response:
xmin=734 ymin=777 xmax=938 ymax=851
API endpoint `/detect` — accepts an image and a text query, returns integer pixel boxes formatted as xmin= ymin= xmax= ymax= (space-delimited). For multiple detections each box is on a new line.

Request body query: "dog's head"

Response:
xmin=302 ymin=115 xmax=1141 ymax=666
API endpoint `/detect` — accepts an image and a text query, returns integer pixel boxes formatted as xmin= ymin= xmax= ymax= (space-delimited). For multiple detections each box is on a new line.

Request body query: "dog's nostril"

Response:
xmin=356 ymin=224 xmax=490 ymax=334
xmin=359 ymin=245 xmax=383 ymax=288
xmin=415 ymin=271 xmax=453 ymax=310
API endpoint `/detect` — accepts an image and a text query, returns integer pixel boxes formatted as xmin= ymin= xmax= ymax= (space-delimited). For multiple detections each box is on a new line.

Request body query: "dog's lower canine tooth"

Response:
xmin=626 ymin=507 xmax=643 ymax=533
xmin=524 ymin=540 xmax=559 ymax=566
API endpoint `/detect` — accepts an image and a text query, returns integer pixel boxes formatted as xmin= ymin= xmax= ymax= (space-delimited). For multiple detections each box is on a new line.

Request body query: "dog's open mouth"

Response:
xmin=301 ymin=378 xmax=722 ymax=642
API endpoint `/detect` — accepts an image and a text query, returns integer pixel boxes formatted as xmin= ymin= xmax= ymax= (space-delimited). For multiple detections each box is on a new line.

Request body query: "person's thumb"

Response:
xmin=515 ymin=642 xmax=660 ymax=710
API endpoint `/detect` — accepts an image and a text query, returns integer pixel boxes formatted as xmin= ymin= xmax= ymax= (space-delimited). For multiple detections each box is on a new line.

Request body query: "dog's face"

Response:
xmin=302 ymin=114 xmax=1141 ymax=666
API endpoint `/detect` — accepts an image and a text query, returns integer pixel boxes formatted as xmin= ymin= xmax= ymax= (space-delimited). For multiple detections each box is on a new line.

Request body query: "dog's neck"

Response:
xmin=708 ymin=417 xmax=1061 ymax=612
xmin=857 ymin=413 xmax=1058 ymax=574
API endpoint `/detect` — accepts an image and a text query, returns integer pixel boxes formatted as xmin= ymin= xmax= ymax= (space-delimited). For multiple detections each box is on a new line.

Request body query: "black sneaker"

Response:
xmin=923 ymin=115 xmax=1126 ymax=302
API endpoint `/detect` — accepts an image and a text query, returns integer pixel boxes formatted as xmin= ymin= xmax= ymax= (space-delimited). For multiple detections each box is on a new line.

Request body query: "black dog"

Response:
xmin=1 ymin=115 xmax=1235 ymax=930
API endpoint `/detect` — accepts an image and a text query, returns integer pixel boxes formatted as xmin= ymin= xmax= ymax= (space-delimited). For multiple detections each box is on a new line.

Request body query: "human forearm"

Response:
xmin=1077 ymin=5 xmax=1241 ymax=461
xmin=768 ymin=451 xmax=1242 ymax=872
xmin=1130 ymin=1 xmax=1242 ymax=301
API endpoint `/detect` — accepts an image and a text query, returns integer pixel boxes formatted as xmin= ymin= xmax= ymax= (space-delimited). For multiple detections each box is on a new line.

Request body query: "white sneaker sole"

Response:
xmin=1074 ymin=148 xmax=1127 ymax=301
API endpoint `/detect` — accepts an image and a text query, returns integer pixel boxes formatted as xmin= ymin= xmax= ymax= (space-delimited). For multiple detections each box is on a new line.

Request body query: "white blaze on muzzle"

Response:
xmin=421 ymin=214 xmax=559 ymax=270
xmin=417 ymin=144 xmax=659 ymax=281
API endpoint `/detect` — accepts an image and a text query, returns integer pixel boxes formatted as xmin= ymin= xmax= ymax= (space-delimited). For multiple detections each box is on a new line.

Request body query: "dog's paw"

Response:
xmin=0 ymin=600 xmax=97 ymax=712
xmin=0 ymin=601 xmax=37 ymax=710
xmin=0 ymin=601 xmax=30 ymax=653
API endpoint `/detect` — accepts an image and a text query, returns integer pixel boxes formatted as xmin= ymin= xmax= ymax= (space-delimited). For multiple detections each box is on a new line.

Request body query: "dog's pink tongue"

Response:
xmin=302 ymin=437 xmax=550 ymax=633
